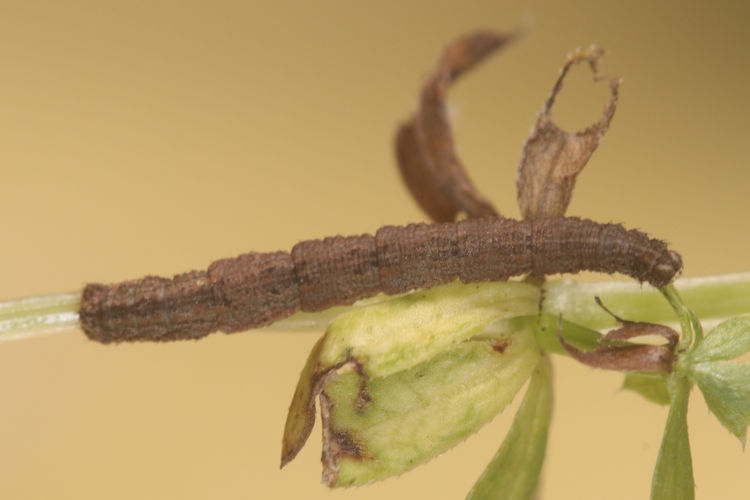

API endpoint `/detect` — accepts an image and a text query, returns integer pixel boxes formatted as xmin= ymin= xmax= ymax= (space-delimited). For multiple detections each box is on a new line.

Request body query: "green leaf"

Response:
xmin=688 ymin=360 xmax=750 ymax=446
xmin=466 ymin=355 xmax=553 ymax=500
xmin=322 ymin=326 xmax=541 ymax=487
xmin=650 ymin=374 xmax=694 ymax=500
xmin=690 ymin=315 xmax=750 ymax=362
xmin=622 ymin=372 xmax=670 ymax=406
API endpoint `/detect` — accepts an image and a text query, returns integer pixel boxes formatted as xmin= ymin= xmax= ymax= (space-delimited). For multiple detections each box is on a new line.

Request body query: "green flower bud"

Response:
xmin=280 ymin=281 xmax=541 ymax=486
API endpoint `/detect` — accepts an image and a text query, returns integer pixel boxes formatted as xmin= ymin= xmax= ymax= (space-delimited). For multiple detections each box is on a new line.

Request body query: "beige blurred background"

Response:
xmin=1 ymin=1 xmax=748 ymax=498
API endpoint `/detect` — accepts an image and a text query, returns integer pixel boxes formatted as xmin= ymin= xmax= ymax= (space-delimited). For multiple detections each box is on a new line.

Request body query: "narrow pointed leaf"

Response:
xmin=467 ymin=355 xmax=553 ymax=500
xmin=690 ymin=315 xmax=750 ymax=362
xmin=689 ymin=360 xmax=750 ymax=445
xmin=281 ymin=336 xmax=327 ymax=466
xmin=650 ymin=375 xmax=694 ymax=500
xmin=622 ymin=372 xmax=670 ymax=406
xmin=321 ymin=327 xmax=540 ymax=487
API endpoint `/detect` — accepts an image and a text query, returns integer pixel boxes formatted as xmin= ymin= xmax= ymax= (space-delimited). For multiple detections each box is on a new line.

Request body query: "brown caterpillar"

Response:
xmin=79 ymin=216 xmax=682 ymax=344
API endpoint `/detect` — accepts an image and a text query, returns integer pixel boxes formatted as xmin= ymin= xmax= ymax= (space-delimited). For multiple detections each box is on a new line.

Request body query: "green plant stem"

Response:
xmin=660 ymin=284 xmax=704 ymax=350
xmin=0 ymin=291 xmax=81 ymax=341
xmin=2 ymin=272 xmax=749 ymax=342
xmin=542 ymin=272 xmax=750 ymax=330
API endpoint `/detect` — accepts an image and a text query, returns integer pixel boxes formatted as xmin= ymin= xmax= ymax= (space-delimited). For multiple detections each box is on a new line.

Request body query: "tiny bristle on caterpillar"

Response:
xmin=79 ymin=216 xmax=682 ymax=343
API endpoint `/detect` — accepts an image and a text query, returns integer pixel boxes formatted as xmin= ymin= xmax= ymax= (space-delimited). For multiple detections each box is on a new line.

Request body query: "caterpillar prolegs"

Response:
xmin=79 ymin=216 xmax=682 ymax=343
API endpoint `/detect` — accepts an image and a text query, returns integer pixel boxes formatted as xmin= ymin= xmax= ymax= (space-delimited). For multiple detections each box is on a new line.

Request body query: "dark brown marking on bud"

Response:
xmin=320 ymin=390 xmax=372 ymax=487
xmin=328 ymin=428 xmax=368 ymax=461
xmin=351 ymin=360 xmax=372 ymax=412
xmin=492 ymin=339 xmax=511 ymax=353
xmin=79 ymin=217 xmax=682 ymax=344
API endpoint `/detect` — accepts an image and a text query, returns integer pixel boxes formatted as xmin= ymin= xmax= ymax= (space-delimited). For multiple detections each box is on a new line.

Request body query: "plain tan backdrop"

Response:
xmin=1 ymin=1 xmax=748 ymax=499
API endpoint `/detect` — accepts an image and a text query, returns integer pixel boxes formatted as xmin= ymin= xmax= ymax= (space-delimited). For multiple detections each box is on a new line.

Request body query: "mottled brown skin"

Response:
xmin=79 ymin=217 xmax=682 ymax=343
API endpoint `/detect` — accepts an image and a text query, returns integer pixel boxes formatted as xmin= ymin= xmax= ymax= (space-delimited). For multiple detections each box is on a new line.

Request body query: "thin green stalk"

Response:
xmin=0 ymin=291 xmax=81 ymax=342
xmin=542 ymin=272 xmax=750 ymax=330
xmin=660 ymin=284 xmax=703 ymax=350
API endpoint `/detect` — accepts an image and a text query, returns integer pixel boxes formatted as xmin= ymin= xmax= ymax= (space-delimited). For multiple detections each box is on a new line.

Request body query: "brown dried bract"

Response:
xmin=396 ymin=30 xmax=519 ymax=222
xmin=557 ymin=298 xmax=679 ymax=372
xmin=594 ymin=297 xmax=679 ymax=351
xmin=517 ymin=46 xmax=621 ymax=220
xmin=280 ymin=343 xmax=373 ymax=485
xmin=280 ymin=345 xmax=371 ymax=470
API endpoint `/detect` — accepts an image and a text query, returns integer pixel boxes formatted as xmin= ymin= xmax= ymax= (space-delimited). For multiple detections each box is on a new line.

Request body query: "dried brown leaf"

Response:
xmin=595 ymin=297 xmax=679 ymax=351
xmin=560 ymin=339 xmax=674 ymax=372
xmin=395 ymin=123 xmax=458 ymax=222
xmin=517 ymin=46 xmax=621 ymax=220
xmin=280 ymin=343 xmax=371 ymax=472
xmin=397 ymin=30 xmax=518 ymax=222
xmin=556 ymin=305 xmax=678 ymax=372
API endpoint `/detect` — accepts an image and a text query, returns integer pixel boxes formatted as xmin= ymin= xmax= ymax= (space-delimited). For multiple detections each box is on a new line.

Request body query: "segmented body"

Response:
xmin=79 ymin=216 xmax=682 ymax=343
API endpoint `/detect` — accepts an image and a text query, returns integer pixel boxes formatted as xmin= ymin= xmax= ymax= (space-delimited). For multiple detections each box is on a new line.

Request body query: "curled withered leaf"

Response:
xmin=594 ymin=296 xmax=679 ymax=351
xmin=517 ymin=46 xmax=621 ymax=220
xmin=556 ymin=298 xmax=679 ymax=372
xmin=397 ymin=30 xmax=518 ymax=222
xmin=396 ymin=123 xmax=457 ymax=222
xmin=560 ymin=336 xmax=674 ymax=372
